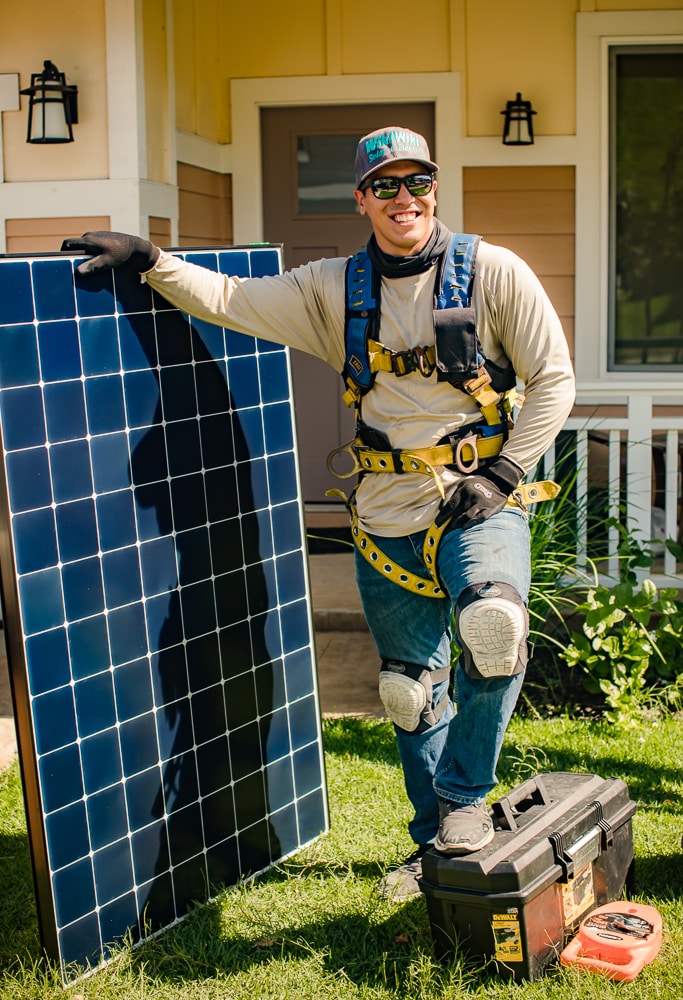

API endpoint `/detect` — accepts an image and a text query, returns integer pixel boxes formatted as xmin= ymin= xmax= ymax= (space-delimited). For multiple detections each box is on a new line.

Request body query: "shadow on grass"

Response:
xmin=633 ymin=852 xmax=683 ymax=898
xmin=124 ymin=841 xmax=683 ymax=995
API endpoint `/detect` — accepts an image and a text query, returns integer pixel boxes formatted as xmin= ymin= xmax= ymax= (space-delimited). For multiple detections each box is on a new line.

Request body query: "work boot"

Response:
xmin=434 ymin=798 xmax=494 ymax=853
xmin=377 ymin=846 xmax=430 ymax=901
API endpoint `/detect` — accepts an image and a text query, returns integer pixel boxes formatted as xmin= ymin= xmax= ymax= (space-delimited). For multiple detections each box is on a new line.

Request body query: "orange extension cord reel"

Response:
xmin=560 ymin=902 xmax=662 ymax=982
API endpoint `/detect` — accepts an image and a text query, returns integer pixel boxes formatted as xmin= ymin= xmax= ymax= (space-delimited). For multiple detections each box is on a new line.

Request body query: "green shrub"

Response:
xmin=559 ymin=577 xmax=683 ymax=726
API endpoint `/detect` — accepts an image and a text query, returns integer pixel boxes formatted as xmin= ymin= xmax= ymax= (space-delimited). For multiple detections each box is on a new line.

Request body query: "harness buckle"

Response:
xmin=326 ymin=441 xmax=363 ymax=479
xmin=510 ymin=488 xmax=528 ymax=513
xmin=454 ymin=431 xmax=480 ymax=473
xmin=462 ymin=366 xmax=493 ymax=395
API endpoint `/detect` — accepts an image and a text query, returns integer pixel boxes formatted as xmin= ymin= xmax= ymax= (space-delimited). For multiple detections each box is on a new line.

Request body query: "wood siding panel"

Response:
xmin=538 ymin=276 xmax=574 ymax=318
xmin=465 ymin=191 xmax=575 ymax=235
xmin=177 ymin=162 xmax=232 ymax=247
xmin=6 ymin=216 xmax=110 ymax=253
xmin=149 ymin=216 xmax=172 ymax=248
xmin=464 ymin=166 xmax=575 ymax=191
xmin=464 ymin=166 xmax=575 ymax=359
xmin=484 ymin=234 xmax=574 ymax=276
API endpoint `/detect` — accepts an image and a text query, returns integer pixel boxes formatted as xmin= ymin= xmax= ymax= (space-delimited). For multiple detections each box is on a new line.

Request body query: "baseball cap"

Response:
xmin=354 ymin=126 xmax=439 ymax=188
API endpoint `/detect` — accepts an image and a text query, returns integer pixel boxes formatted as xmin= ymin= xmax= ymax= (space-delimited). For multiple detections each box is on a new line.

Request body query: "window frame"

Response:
xmin=608 ymin=43 xmax=683 ymax=373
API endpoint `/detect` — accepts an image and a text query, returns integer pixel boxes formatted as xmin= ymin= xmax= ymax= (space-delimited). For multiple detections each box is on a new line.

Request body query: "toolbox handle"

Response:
xmin=492 ymin=774 xmax=550 ymax=832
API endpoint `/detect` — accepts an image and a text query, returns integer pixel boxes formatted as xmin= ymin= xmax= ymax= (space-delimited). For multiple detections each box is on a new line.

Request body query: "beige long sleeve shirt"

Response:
xmin=143 ymin=240 xmax=575 ymax=536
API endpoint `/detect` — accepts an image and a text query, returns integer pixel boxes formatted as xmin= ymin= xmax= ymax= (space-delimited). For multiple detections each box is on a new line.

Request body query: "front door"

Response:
xmin=261 ymin=103 xmax=436 ymax=508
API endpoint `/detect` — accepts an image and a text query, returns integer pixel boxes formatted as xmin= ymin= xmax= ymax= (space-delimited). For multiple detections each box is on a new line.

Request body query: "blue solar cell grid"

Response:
xmin=0 ymin=247 xmax=328 ymax=980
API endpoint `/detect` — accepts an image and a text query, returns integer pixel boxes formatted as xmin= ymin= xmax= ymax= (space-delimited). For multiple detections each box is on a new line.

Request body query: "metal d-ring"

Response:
xmin=454 ymin=432 xmax=480 ymax=473
xmin=326 ymin=441 xmax=363 ymax=479
xmin=416 ymin=346 xmax=435 ymax=377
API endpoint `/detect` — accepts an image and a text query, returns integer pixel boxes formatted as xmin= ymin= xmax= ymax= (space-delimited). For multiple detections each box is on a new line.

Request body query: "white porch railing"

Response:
xmin=533 ymin=386 xmax=683 ymax=587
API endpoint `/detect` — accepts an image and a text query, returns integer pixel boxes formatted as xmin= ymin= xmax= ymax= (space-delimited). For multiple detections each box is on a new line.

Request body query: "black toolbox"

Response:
xmin=419 ymin=772 xmax=636 ymax=980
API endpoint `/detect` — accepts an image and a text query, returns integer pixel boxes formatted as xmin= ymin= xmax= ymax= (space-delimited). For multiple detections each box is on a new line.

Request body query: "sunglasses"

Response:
xmin=361 ymin=173 xmax=435 ymax=200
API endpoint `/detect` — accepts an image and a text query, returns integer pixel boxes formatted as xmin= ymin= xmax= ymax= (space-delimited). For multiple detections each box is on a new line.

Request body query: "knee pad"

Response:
xmin=378 ymin=659 xmax=450 ymax=733
xmin=456 ymin=581 xmax=529 ymax=680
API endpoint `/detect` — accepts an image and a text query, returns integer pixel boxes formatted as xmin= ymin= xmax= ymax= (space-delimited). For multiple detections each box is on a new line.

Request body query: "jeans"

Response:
xmin=354 ymin=508 xmax=531 ymax=846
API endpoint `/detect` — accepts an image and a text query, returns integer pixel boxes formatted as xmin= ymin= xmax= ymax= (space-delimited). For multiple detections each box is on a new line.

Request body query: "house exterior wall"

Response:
xmin=1 ymin=0 xmax=110 ymax=182
xmin=143 ymin=0 xmax=173 ymax=186
xmin=1 ymin=2 xmax=680 ymax=369
xmin=463 ymin=166 xmax=576 ymax=358
xmin=170 ymin=0 xmax=578 ymax=146
xmin=1 ymin=1 xmax=683 ymax=555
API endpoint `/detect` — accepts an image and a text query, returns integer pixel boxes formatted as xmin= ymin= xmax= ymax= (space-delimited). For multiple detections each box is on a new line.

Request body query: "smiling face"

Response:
xmin=353 ymin=159 xmax=438 ymax=257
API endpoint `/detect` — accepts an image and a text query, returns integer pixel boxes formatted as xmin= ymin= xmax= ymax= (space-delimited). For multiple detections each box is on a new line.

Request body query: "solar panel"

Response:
xmin=0 ymin=247 xmax=328 ymax=981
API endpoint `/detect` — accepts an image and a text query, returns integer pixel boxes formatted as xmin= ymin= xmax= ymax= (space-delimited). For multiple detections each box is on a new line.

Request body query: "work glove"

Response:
xmin=437 ymin=455 xmax=523 ymax=531
xmin=61 ymin=231 xmax=160 ymax=275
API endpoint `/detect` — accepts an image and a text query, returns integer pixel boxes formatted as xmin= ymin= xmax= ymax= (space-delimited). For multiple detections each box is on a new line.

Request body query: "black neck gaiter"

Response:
xmin=365 ymin=218 xmax=452 ymax=278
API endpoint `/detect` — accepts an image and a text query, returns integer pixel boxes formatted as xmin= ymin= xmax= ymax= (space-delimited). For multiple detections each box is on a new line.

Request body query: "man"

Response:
xmin=64 ymin=126 xmax=575 ymax=901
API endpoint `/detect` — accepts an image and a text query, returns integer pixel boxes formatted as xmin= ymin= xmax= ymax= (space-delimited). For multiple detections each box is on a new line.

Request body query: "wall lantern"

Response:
xmin=500 ymin=92 xmax=536 ymax=146
xmin=20 ymin=60 xmax=78 ymax=143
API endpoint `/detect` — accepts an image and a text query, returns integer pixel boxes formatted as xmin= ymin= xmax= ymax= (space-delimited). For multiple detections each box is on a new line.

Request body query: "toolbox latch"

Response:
xmin=550 ymin=815 xmax=604 ymax=883
xmin=549 ymin=831 xmax=575 ymax=882
xmin=591 ymin=799 xmax=614 ymax=849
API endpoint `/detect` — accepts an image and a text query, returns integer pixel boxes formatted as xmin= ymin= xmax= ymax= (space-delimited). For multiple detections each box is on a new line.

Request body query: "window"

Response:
xmin=296 ymin=135 xmax=361 ymax=215
xmin=609 ymin=46 xmax=683 ymax=369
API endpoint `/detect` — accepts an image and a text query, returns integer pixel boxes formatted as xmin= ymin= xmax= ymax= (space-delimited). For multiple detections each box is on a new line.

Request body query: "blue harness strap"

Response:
xmin=343 ymin=249 xmax=377 ymax=397
xmin=436 ymin=233 xmax=480 ymax=310
xmin=343 ymin=233 xmax=480 ymax=402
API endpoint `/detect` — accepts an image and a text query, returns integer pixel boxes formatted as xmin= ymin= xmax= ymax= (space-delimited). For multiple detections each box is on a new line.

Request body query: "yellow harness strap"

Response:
xmin=327 ymin=489 xmax=445 ymax=599
xmin=366 ymin=338 xmax=436 ymax=377
xmin=327 ymin=432 xmax=510 ymax=497
xmin=422 ymin=480 xmax=560 ymax=591
xmin=355 ymin=435 xmax=505 ymax=476
xmin=343 ymin=337 xmax=519 ymax=428
xmin=328 ymin=481 xmax=560 ymax=598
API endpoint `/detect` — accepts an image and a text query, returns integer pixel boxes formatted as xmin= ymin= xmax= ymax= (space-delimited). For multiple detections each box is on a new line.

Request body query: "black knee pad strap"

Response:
xmin=379 ymin=659 xmax=451 ymax=733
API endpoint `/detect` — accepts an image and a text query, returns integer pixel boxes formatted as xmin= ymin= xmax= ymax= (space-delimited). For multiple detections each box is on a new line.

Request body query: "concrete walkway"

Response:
xmin=0 ymin=552 xmax=383 ymax=773
xmin=308 ymin=552 xmax=383 ymax=718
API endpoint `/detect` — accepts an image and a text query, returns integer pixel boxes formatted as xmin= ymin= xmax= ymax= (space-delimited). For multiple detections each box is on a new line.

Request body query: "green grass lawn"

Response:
xmin=1 ymin=714 xmax=682 ymax=999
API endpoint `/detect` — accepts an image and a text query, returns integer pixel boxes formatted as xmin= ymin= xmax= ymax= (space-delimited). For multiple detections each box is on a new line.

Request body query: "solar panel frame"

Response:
xmin=0 ymin=246 xmax=328 ymax=980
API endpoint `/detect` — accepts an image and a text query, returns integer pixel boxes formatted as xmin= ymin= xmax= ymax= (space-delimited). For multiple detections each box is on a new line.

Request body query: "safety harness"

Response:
xmin=326 ymin=232 xmax=559 ymax=597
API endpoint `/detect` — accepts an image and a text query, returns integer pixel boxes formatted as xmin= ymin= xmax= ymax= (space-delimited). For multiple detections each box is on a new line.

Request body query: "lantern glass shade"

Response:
xmin=501 ymin=92 xmax=536 ymax=146
xmin=21 ymin=60 xmax=78 ymax=144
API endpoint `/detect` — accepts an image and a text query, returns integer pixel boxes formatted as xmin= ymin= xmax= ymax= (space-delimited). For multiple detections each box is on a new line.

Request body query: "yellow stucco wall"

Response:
xmin=173 ymin=1 xmax=230 ymax=144
xmin=172 ymin=0 xmax=578 ymax=144
xmin=143 ymin=0 xmax=171 ymax=184
xmin=172 ymin=0 xmax=683 ymax=147
xmin=1 ymin=0 xmax=109 ymax=182
xmin=2 ymin=0 xmax=680 ymax=177
xmin=466 ymin=0 xmax=577 ymax=136
xmin=337 ymin=0 xmax=452 ymax=74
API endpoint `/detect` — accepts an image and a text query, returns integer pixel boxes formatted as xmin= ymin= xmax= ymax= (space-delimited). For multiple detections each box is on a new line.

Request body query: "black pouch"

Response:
xmin=356 ymin=420 xmax=393 ymax=450
xmin=433 ymin=307 xmax=480 ymax=384
xmin=485 ymin=356 xmax=518 ymax=392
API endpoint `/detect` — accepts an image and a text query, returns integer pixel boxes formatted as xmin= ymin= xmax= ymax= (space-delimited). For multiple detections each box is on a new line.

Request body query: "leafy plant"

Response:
xmin=606 ymin=512 xmax=661 ymax=583
xmin=559 ymin=577 xmax=683 ymax=726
